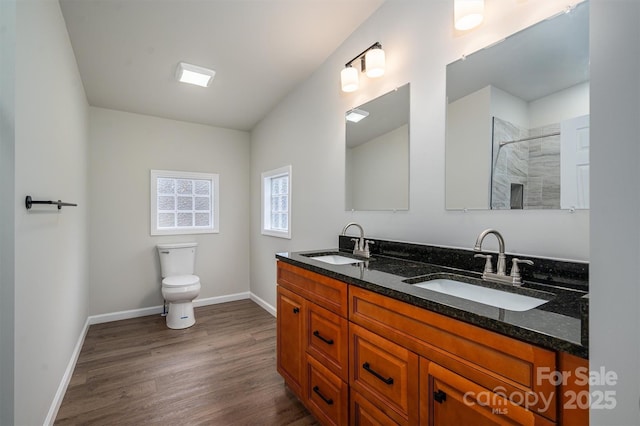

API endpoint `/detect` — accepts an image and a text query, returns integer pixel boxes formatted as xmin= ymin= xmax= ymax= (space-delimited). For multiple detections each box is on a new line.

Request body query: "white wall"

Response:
xmin=14 ymin=0 xmax=89 ymax=424
xmin=590 ymin=1 xmax=640 ymax=424
xmin=250 ymin=0 xmax=587 ymax=311
xmin=530 ymin=81 xmax=590 ymax=128
xmin=347 ymin=124 xmax=409 ymax=210
xmin=445 ymin=86 xmax=492 ymax=209
xmin=491 ymin=85 xmax=530 ymax=128
xmin=0 ymin=0 xmax=16 ymax=423
xmin=89 ymin=107 xmax=251 ymax=315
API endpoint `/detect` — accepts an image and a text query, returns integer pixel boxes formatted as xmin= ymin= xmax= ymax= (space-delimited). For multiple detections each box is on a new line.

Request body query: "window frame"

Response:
xmin=261 ymin=165 xmax=292 ymax=239
xmin=150 ymin=169 xmax=219 ymax=236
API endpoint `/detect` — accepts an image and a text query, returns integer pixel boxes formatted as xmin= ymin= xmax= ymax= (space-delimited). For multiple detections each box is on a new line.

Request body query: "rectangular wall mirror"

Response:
xmin=345 ymin=83 xmax=410 ymax=211
xmin=445 ymin=1 xmax=589 ymax=210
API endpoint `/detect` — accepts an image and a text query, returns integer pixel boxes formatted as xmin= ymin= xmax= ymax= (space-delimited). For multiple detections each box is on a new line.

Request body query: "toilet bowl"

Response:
xmin=157 ymin=243 xmax=201 ymax=329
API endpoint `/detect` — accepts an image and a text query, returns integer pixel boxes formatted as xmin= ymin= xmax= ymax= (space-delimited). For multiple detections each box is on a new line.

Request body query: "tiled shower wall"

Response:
xmin=491 ymin=117 xmax=561 ymax=209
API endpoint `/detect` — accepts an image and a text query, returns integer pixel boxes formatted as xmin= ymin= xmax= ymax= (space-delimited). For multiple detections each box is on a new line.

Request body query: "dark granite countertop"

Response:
xmin=276 ymin=238 xmax=588 ymax=359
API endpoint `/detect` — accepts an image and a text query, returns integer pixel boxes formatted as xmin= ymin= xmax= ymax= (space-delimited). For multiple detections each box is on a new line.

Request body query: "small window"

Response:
xmin=150 ymin=170 xmax=219 ymax=235
xmin=262 ymin=165 xmax=291 ymax=239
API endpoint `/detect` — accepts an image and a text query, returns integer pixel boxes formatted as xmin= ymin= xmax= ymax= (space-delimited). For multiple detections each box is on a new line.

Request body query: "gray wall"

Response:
xmin=14 ymin=0 xmax=89 ymax=424
xmin=251 ymin=1 xmax=640 ymax=424
xmin=6 ymin=1 xmax=640 ymax=425
xmin=250 ymin=0 xmax=588 ymax=310
xmin=89 ymin=107 xmax=251 ymax=316
xmin=0 ymin=0 xmax=16 ymax=423
xmin=590 ymin=1 xmax=640 ymax=424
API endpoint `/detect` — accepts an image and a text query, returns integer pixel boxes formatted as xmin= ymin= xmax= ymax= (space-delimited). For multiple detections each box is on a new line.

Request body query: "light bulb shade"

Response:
xmin=341 ymin=66 xmax=359 ymax=92
xmin=365 ymin=48 xmax=385 ymax=78
xmin=454 ymin=0 xmax=484 ymax=31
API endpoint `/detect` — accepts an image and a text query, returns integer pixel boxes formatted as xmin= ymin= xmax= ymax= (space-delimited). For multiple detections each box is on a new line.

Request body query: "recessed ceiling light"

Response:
xmin=176 ymin=62 xmax=216 ymax=87
xmin=346 ymin=108 xmax=370 ymax=123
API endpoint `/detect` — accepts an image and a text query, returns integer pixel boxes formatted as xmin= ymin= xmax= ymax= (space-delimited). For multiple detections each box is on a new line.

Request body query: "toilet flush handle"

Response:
xmin=160 ymin=251 xmax=169 ymax=254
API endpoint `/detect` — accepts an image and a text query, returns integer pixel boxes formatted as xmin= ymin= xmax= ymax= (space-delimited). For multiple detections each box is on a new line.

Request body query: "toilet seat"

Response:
xmin=162 ymin=274 xmax=200 ymax=287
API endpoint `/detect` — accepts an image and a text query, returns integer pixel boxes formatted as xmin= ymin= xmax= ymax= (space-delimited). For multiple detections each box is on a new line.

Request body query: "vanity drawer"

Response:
xmin=351 ymin=389 xmax=401 ymax=425
xmin=306 ymin=302 xmax=349 ymax=382
xmin=306 ymin=355 xmax=349 ymax=426
xmin=350 ymin=323 xmax=419 ymax=425
xmin=349 ymin=286 xmax=557 ymax=421
xmin=277 ymin=261 xmax=348 ymax=317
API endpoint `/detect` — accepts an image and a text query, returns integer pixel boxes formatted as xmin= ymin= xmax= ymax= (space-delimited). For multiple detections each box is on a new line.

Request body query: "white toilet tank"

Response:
xmin=157 ymin=242 xmax=198 ymax=278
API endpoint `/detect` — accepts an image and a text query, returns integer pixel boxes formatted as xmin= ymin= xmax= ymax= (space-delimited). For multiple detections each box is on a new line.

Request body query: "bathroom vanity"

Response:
xmin=275 ymin=237 xmax=588 ymax=425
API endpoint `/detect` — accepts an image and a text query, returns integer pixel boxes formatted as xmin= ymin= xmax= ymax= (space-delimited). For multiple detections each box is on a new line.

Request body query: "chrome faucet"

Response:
xmin=474 ymin=229 xmax=507 ymax=277
xmin=473 ymin=229 xmax=534 ymax=286
xmin=341 ymin=222 xmax=374 ymax=258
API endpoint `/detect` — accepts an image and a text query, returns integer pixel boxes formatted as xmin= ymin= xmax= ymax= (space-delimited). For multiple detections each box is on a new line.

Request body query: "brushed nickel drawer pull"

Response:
xmin=362 ymin=362 xmax=394 ymax=385
xmin=312 ymin=386 xmax=334 ymax=405
xmin=313 ymin=330 xmax=334 ymax=345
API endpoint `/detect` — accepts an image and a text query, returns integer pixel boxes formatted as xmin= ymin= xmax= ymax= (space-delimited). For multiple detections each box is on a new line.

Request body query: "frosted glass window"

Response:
xmin=262 ymin=165 xmax=291 ymax=239
xmin=195 ymin=180 xmax=210 ymax=195
xmin=195 ymin=212 xmax=210 ymax=226
xmin=158 ymin=196 xmax=175 ymax=210
xmin=176 ymin=179 xmax=192 ymax=194
xmin=159 ymin=213 xmax=175 ymax=228
xmin=150 ymin=170 xmax=219 ymax=235
xmin=195 ymin=197 xmax=209 ymax=210
xmin=158 ymin=178 xmax=175 ymax=194
xmin=177 ymin=196 xmax=193 ymax=210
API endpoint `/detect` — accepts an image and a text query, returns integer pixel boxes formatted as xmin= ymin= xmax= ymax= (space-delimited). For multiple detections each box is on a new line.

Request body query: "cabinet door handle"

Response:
xmin=293 ymin=307 xmax=300 ymax=314
xmin=312 ymin=386 xmax=334 ymax=405
xmin=313 ymin=330 xmax=334 ymax=345
xmin=362 ymin=362 xmax=394 ymax=385
xmin=434 ymin=389 xmax=447 ymax=403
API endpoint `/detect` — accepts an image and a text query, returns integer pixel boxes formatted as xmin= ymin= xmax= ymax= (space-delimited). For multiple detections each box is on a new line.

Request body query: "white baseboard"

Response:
xmin=88 ymin=292 xmax=252 ymax=325
xmin=89 ymin=305 xmax=164 ymax=325
xmin=250 ymin=292 xmax=276 ymax=317
xmin=44 ymin=317 xmax=91 ymax=426
xmin=193 ymin=291 xmax=250 ymax=308
xmin=47 ymin=291 xmax=268 ymax=424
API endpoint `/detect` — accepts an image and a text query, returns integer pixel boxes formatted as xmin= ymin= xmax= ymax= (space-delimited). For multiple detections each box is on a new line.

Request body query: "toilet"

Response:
xmin=157 ymin=242 xmax=201 ymax=329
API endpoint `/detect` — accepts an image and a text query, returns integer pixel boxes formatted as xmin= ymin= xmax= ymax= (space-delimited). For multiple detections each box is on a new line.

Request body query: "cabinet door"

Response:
xmin=424 ymin=360 xmax=553 ymax=426
xmin=306 ymin=355 xmax=349 ymax=426
xmin=559 ymin=352 xmax=589 ymax=426
xmin=277 ymin=285 xmax=305 ymax=398
xmin=307 ymin=302 xmax=349 ymax=382
xmin=350 ymin=324 xmax=419 ymax=426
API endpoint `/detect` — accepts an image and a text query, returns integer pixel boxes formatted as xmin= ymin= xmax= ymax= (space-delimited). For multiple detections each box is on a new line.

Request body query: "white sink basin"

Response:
xmin=311 ymin=255 xmax=364 ymax=265
xmin=414 ymin=279 xmax=549 ymax=311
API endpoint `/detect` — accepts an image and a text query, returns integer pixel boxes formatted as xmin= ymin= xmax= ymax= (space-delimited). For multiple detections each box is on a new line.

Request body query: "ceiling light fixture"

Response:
xmin=176 ymin=62 xmax=216 ymax=87
xmin=340 ymin=42 xmax=385 ymax=93
xmin=454 ymin=0 xmax=484 ymax=31
xmin=345 ymin=108 xmax=370 ymax=123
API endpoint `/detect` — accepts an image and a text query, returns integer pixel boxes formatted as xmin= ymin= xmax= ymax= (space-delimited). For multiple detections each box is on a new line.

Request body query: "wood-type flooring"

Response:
xmin=55 ymin=299 xmax=317 ymax=425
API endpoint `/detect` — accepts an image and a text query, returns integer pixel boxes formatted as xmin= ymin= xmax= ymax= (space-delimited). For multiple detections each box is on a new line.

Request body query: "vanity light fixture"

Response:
xmin=345 ymin=108 xmax=370 ymax=123
xmin=176 ymin=62 xmax=216 ymax=87
xmin=340 ymin=42 xmax=385 ymax=92
xmin=454 ymin=0 xmax=484 ymax=31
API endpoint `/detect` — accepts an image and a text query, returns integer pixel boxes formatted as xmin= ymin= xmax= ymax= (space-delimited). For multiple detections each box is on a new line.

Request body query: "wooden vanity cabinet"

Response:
xmin=350 ymin=286 xmax=558 ymax=423
xmin=350 ymin=323 xmax=419 ymax=425
xmin=276 ymin=285 xmax=305 ymax=398
xmin=558 ymin=352 xmax=590 ymax=426
xmin=422 ymin=360 xmax=554 ymax=426
xmin=277 ymin=261 xmax=350 ymax=425
xmin=277 ymin=261 xmax=586 ymax=426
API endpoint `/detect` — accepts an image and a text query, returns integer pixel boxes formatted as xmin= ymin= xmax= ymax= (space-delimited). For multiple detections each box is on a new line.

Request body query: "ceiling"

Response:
xmin=447 ymin=1 xmax=589 ymax=104
xmin=346 ymin=83 xmax=409 ymax=148
xmin=59 ymin=0 xmax=385 ymax=132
